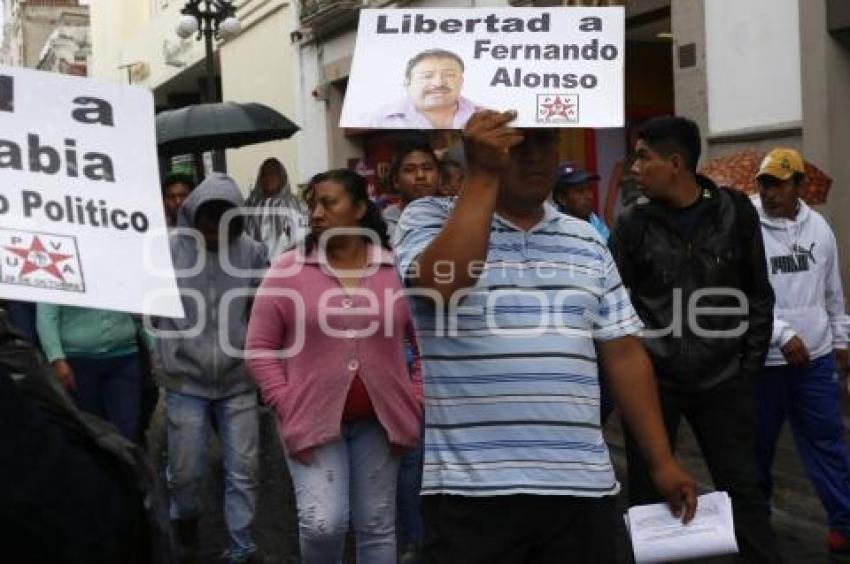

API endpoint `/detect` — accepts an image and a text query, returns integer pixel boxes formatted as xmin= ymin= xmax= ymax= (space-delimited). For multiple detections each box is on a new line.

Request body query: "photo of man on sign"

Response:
xmin=368 ymin=49 xmax=482 ymax=129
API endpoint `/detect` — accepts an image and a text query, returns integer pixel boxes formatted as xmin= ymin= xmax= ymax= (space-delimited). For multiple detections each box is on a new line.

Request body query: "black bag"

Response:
xmin=0 ymin=311 xmax=175 ymax=564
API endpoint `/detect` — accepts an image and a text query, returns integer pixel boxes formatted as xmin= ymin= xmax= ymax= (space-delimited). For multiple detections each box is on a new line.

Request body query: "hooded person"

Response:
xmin=244 ymin=158 xmax=308 ymax=258
xmin=154 ymin=173 xmax=268 ymax=564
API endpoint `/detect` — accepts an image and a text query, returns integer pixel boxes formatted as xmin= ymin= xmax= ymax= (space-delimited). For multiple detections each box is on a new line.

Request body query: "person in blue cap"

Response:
xmin=552 ymin=162 xmax=614 ymax=426
xmin=553 ymin=162 xmax=610 ymax=241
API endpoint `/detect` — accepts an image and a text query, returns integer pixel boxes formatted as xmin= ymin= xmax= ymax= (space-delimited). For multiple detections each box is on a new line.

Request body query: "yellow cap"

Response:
xmin=757 ymin=148 xmax=805 ymax=181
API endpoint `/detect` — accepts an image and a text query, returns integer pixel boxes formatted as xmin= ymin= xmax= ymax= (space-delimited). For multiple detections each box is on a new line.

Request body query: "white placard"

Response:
xmin=0 ymin=66 xmax=183 ymax=318
xmin=340 ymin=7 xmax=625 ymax=130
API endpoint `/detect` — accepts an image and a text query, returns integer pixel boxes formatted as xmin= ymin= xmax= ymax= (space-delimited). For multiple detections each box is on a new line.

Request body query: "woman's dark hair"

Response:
xmin=385 ymin=139 xmax=439 ymax=193
xmin=303 ymin=169 xmax=390 ymax=254
xmin=161 ymin=173 xmax=195 ymax=197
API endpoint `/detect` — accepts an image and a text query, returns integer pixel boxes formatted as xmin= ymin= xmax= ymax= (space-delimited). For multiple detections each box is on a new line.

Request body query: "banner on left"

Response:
xmin=0 ymin=66 xmax=184 ymax=318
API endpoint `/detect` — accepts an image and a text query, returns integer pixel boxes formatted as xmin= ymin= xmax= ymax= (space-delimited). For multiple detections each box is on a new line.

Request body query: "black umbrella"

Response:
xmin=155 ymin=101 xmax=300 ymax=157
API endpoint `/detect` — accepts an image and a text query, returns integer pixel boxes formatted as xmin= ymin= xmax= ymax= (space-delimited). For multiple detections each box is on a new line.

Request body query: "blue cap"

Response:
xmin=557 ymin=162 xmax=600 ymax=188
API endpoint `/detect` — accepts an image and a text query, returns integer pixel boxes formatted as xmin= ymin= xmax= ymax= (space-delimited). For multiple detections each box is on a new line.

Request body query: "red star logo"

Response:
xmin=540 ymin=96 xmax=576 ymax=119
xmin=4 ymin=236 xmax=74 ymax=281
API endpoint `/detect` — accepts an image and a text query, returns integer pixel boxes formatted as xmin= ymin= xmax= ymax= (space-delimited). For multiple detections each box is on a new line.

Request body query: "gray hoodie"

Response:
xmin=155 ymin=173 xmax=269 ymax=399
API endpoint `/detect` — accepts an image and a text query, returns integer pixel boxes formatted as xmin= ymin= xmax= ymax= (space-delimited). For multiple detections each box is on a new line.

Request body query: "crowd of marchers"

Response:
xmin=2 ymin=110 xmax=850 ymax=564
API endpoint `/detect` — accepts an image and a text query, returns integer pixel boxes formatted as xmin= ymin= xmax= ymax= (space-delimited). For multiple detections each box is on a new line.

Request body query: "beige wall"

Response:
xmin=675 ymin=0 xmax=850 ymax=288
xmin=221 ymin=4 xmax=300 ymax=192
xmin=800 ymin=0 xmax=850 ymax=290
xmin=89 ymin=0 xmax=154 ymax=83
xmin=672 ymin=0 xmax=804 ymax=162
xmin=671 ymin=0 xmax=709 ymax=154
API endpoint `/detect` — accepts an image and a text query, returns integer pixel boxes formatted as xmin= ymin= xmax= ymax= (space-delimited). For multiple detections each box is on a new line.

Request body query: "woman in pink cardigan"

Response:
xmin=246 ymin=169 xmax=422 ymax=564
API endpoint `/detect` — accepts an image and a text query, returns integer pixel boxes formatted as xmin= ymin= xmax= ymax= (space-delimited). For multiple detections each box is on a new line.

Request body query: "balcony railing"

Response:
xmin=299 ymin=0 xmax=360 ymax=34
xmin=510 ymin=0 xmax=625 ymax=6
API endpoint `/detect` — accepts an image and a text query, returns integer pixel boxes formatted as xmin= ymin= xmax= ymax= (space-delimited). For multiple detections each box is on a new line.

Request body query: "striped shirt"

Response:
xmin=394 ymin=197 xmax=643 ymax=497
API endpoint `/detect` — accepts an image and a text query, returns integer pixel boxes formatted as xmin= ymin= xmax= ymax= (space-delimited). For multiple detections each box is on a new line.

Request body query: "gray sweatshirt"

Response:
xmin=154 ymin=173 xmax=268 ymax=398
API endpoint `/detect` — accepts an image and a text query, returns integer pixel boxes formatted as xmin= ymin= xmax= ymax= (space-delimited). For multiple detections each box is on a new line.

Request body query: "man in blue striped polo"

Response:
xmin=394 ymin=110 xmax=697 ymax=563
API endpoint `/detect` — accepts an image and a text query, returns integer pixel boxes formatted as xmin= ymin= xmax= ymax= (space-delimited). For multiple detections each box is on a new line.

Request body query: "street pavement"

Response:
xmin=606 ymin=416 xmax=845 ymax=563
xmin=147 ymin=400 xmax=850 ymax=563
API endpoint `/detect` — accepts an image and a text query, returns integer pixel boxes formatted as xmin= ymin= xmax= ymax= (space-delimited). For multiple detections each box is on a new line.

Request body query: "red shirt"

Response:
xmin=342 ymin=375 xmax=375 ymax=422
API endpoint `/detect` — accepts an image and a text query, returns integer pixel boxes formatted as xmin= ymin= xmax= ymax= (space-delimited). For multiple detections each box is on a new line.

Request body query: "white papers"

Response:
xmin=626 ymin=491 xmax=739 ymax=563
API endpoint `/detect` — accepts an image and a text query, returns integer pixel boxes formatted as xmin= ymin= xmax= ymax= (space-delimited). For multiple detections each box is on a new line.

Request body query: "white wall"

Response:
xmin=704 ymin=0 xmax=802 ymax=134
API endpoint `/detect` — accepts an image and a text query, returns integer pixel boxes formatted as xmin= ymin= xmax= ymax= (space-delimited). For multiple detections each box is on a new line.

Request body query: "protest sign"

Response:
xmin=0 ymin=66 xmax=183 ymax=318
xmin=340 ymin=7 xmax=625 ymax=130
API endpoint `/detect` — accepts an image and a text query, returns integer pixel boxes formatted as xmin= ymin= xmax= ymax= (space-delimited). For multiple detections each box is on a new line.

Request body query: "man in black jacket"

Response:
xmin=610 ymin=116 xmax=781 ymax=563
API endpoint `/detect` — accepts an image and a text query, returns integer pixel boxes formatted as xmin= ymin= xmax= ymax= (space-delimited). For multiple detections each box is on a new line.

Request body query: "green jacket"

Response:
xmin=36 ymin=304 xmax=154 ymax=363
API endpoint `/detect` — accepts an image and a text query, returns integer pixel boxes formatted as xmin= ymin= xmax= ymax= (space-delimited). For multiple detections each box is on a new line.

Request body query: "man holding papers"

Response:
xmin=610 ymin=117 xmax=782 ymax=563
xmin=395 ymin=111 xmax=696 ymax=563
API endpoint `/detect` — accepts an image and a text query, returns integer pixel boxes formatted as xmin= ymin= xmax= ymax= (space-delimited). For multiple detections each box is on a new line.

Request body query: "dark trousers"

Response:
xmin=756 ymin=354 xmax=850 ymax=535
xmin=68 ymin=353 xmax=143 ymax=443
xmin=397 ymin=439 xmax=424 ymax=547
xmin=600 ymin=373 xmax=615 ymax=425
xmin=422 ymin=494 xmax=619 ymax=564
xmin=624 ymin=376 xmax=782 ymax=563
xmin=6 ymin=300 xmax=38 ymax=346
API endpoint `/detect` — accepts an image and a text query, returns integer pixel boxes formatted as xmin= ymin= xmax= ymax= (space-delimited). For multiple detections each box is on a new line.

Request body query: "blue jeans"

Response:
xmin=756 ymin=354 xmax=850 ymax=534
xmin=398 ymin=341 xmax=424 ymax=547
xmin=165 ymin=390 xmax=259 ymax=556
xmin=6 ymin=300 xmax=38 ymax=346
xmin=68 ymin=353 xmax=142 ymax=442
xmin=285 ymin=418 xmax=399 ymax=564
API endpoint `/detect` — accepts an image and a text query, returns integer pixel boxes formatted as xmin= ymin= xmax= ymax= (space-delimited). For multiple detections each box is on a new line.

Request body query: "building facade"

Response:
xmin=88 ymin=0 xmax=301 ymax=192
xmin=293 ymin=0 xmax=850 ymax=286
xmin=35 ymin=10 xmax=89 ymax=74
xmin=84 ymin=0 xmax=850 ymax=284
xmin=672 ymin=0 xmax=850 ymax=292
xmin=1 ymin=0 xmax=90 ymax=73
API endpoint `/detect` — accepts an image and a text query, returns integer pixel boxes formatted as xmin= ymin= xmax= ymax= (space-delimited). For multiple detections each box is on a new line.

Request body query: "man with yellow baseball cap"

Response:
xmin=754 ymin=147 xmax=850 ymax=555
xmin=757 ymin=148 xmax=805 ymax=182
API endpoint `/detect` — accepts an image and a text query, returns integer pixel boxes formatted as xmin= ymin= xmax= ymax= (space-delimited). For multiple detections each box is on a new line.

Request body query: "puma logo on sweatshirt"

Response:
xmin=771 ymin=242 xmax=817 ymax=274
